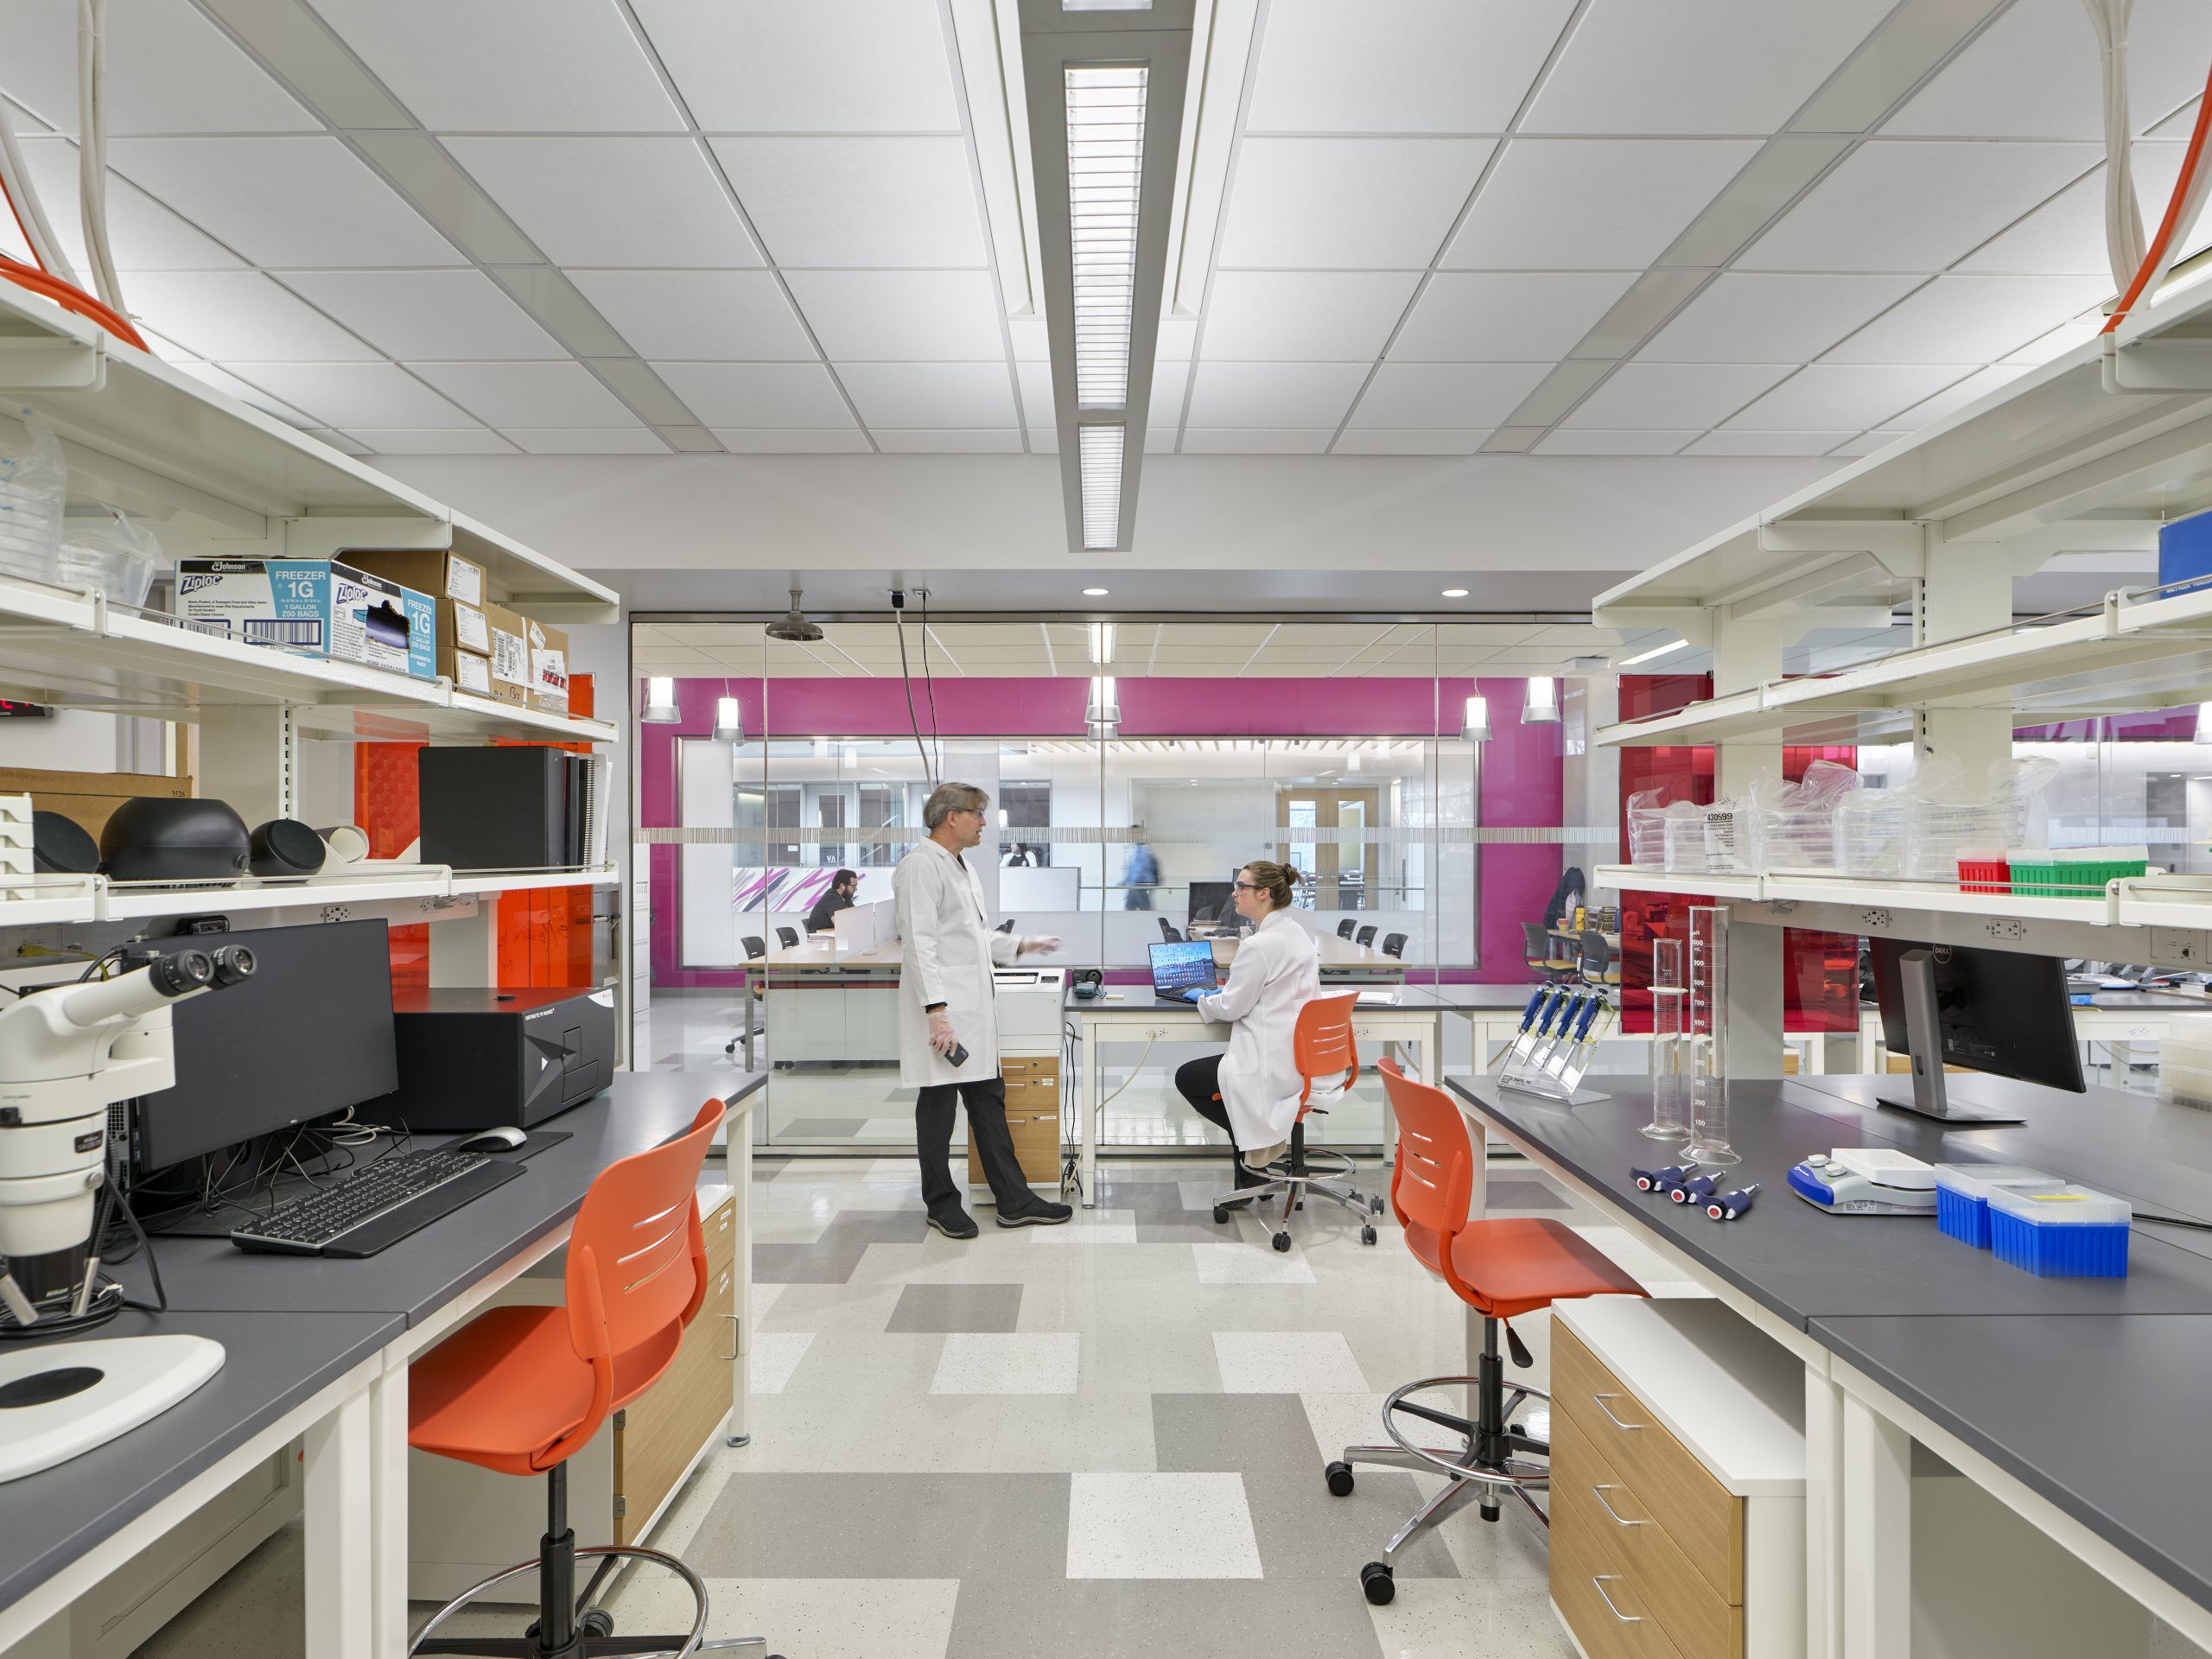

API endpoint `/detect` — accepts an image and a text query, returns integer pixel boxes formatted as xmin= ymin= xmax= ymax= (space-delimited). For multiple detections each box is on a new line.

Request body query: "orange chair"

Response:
xmin=1209 ymin=992 xmax=1385 ymax=1252
xmin=405 ymin=1099 xmax=780 ymax=1658
xmin=1324 ymin=1061 xmax=1645 ymax=1606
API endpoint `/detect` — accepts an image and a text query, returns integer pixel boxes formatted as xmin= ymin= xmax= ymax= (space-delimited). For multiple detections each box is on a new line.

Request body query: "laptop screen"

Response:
xmin=1149 ymin=940 xmax=1218 ymax=997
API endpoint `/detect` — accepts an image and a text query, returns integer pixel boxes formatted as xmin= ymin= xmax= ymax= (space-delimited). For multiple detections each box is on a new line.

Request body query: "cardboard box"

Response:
xmin=524 ymin=616 xmax=569 ymax=716
xmin=345 ymin=550 xmax=492 ymax=660
xmin=173 ymin=558 xmax=436 ymax=680
xmin=0 ymin=766 xmax=193 ymax=840
xmin=481 ymin=601 xmax=531 ymax=707
xmin=438 ymin=643 xmax=493 ymax=698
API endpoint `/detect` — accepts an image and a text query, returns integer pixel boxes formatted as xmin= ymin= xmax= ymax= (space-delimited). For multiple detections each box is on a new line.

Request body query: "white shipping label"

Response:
xmin=454 ymin=602 xmax=490 ymax=653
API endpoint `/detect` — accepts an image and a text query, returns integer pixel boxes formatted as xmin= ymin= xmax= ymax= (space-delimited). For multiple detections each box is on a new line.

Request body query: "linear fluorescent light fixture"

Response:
xmin=1078 ymin=426 xmax=1125 ymax=550
xmin=1089 ymin=620 xmax=1116 ymax=664
xmin=1067 ymin=65 xmax=1144 ymax=410
xmin=1619 ymin=639 xmax=1690 ymax=668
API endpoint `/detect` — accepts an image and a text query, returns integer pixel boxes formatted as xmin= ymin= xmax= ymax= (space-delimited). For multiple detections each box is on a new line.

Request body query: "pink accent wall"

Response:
xmin=639 ymin=674 xmax=1563 ymax=985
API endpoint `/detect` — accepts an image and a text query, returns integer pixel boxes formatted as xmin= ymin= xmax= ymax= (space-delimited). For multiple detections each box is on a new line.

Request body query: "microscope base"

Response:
xmin=0 ymin=1333 xmax=226 ymax=1483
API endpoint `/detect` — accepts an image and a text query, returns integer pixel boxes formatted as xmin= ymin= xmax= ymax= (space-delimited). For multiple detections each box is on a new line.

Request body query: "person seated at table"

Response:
xmin=805 ymin=868 xmax=858 ymax=935
xmin=1171 ymin=859 xmax=1317 ymax=1204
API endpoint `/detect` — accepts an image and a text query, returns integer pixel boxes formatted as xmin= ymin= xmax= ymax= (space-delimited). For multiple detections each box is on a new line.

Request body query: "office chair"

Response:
xmin=1210 ymin=992 xmax=1382 ymax=1251
xmin=774 ymin=925 xmax=799 ymax=950
xmin=1336 ymin=918 xmax=1357 ymax=940
xmin=1520 ymin=922 xmax=1550 ymax=979
xmin=1355 ymin=925 xmax=1378 ymax=949
xmin=1579 ymin=929 xmax=1620 ymax=987
xmin=1544 ymin=929 xmax=1577 ymax=975
xmin=724 ymin=937 xmax=768 ymax=1063
xmin=406 ymin=1098 xmax=784 ymax=1658
xmin=1160 ymin=918 xmax=1184 ymax=944
xmin=1326 ymin=1062 xmax=1645 ymax=1606
xmin=1381 ymin=931 xmax=1407 ymax=959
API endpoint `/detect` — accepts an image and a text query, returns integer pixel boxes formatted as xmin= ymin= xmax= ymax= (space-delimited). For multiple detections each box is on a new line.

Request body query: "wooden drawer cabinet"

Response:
xmin=1551 ymin=1502 xmax=1689 ymax=1659
xmin=614 ymin=1239 xmax=734 ymax=1545
xmin=970 ymin=1055 xmax=1062 ymax=1185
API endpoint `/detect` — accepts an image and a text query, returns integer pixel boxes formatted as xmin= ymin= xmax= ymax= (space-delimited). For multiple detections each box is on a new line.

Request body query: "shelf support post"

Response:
xmin=197 ymin=705 xmax=299 ymax=824
xmin=1711 ymin=607 xmax=1786 ymax=1077
xmin=1912 ymin=533 xmax=2013 ymax=775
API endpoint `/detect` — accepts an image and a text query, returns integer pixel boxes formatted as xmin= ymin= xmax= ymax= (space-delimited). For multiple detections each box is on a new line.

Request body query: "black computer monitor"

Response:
xmin=1187 ymin=880 xmax=1235 ymax=931
xmin=1869 ymin=938 xmax=2082 ymax=1124
xmin=134 ymin=918 xmax=399 ymax=1172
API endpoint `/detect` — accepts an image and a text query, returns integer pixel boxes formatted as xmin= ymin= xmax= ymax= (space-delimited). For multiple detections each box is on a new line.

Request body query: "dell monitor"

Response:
xmin=1869 ymin=938 xmax=2082 ymax=1125
xmin=1187 ymin=880 xmax=1236 ymax=932
xmin=132 ymin=918 xmax=399 ymax=1173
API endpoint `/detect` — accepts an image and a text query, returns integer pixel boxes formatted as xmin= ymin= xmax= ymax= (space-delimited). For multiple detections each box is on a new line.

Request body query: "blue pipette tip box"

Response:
xmin=1986 ymin=1185 xmax=2131 ymax=1278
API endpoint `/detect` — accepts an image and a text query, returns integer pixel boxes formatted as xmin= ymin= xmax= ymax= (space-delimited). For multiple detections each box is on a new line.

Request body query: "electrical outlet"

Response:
xmin=321 ymin=905 xmax=351 ymax=924
xmin=1860 ymin=908 xmax=1892 ymax=930
xmin=1984 ymin=918 xmax=2026 ymax=943
xmin=2151 ymin=926 xmax=2208 ymax=967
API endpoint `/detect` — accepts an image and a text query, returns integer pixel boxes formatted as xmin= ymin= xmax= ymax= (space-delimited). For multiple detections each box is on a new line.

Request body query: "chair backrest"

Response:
xmin=776 ymin=925 xmax=799 ymax=949
xmin=552 ymin=1097 xmax=723 ymax=1465
xmin=1580 ymin=929 xmax=1610 ymax=975
xmin=1355 ymin=925 xmax=1377 ymax=948
xmin=742 ymin=935 xmax=766 ymax=960
xmin=1160 ymin=918 xmax=1183 ymax=943
xmin=1378 ymin=1058 xmax=1473 ymax=1249
xmin=1521 ymin=920 xmax=1548 ymax=965
xmin=1336 ymin=918 xmax=1356 ymax=939
xmin=1382 ymin=931 xmax=1407 ymax=958
xmin=1294 ymin=992 xmax=1361 ymax=1112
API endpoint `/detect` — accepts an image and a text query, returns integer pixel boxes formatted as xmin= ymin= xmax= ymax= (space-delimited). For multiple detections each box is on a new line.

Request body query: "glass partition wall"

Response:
xmin=633 ymin=619 xmax=1576 ymax=1154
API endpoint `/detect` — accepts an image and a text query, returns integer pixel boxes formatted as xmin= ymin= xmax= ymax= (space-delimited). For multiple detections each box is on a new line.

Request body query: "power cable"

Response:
xmin=892 ymin=590 xmax=936 ymax=784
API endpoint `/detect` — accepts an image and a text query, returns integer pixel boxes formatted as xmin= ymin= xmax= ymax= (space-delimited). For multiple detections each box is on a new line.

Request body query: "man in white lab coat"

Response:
xmin=895 ymin=782 xmax=1074 ymax=1238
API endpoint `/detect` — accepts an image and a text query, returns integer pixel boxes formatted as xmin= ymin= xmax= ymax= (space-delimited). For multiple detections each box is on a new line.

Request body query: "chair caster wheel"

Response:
xmin=1213 ymin=1205 xmax=1230 ymax=1224
xmin=581 ymin=1611 xmax=614 ymax=1637
xmin=1361 ymin=1561 xmax=1395 ymax=1605
xmin=1361 ymin=1224 xmax=1377 ymax=1246
xmin=1370 ymin=1193 xmax=1386 ymax=1215
xmin=1272 ymin=1231 xmax=1292 ymax=1252
xmin=1325 ymin=1460 xmax=1355 ymax=1497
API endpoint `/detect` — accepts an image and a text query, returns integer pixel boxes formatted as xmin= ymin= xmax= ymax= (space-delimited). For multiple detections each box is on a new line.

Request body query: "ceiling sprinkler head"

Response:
xmin=766 ymin=586 xmax=823 ymax=643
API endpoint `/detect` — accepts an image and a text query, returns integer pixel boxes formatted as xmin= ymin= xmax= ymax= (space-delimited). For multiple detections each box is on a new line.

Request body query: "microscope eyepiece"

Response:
xmin=146 ymin=949 xmax=215 ymax=997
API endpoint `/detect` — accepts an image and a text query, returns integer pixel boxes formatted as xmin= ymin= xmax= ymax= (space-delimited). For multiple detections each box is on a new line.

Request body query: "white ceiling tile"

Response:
xmin=1957 ymin=143 xmax=2205 ymax=275
xmin=711 ymin=137 xmax=984 ymax=267
xmin=566 ymin=270 xmax=814 ymax=361
xmin=407 ymin=362 xmax=641 ymax=428
xmin=1641 ymin=273 xmax=1924 ymax=363
xmin=1144 ymin=425 xmax=1177 ymax=454
xmin=1560 ymin=363 xmax=1793 ymax=428
xmin=273 ymin=270 xmax=563 ymax=360
xmin=504 ymin=429 xmax=674 ymax=454
xmin=1185 ymin=362 xmax=1371 ymax=426
xmin=1156 ymin=318 xmax=1199 ymax=361
xmin=1350 ymin=361 xmax=1553 ymax=428
xmin=782 ymin=271 xmax=1004 ymax=361
xmin=1828 ymin=429 xmax=1910 ymax=457
xmin=1217 ymin=137 xmax=1495 ymax=269
xmin=304 ymin=429 xmax=376 ymax=458
xmin=2004 ymin=315 xmax=2105 ymax=365
xmin=448 ymin=138 xmax=763 ymax=267
xmin=308 ymin=0 xmax=683 ymax=131
xmin=1149 ymin=361 xmax=1191 ymax=429
xmin=1391 ymin=271 xmax=1638 ymax=360
xmin=657 ymin=364 xmax=855 ymax=428
xmin=632 ymin=0 xmax=961 ymax=132
xmin=350 ymin=429 xmax=522 ymax=455
xmin=1442 ymin=141 xmax=1760 ymax=269
xmin=836 ymin=363 xmax=1017 ymax=428
xmin=1016 ymin=359 xmax=1054 ymax=423
xmin=1823 ymin=274 xmax=2111 ymax=365
xmin=1331 ymin=429 xmax=1490 ymax=454
xmin=104 ymin=137 xmax=458 ymax=268
xmin=2151 ymin=98 xmax=2202 ymax=138
xmin=1884 ymin=0 xmax=2212 ymax=140
xmin=173 ymin=365 xmax=317 ymax=427
xmin=1528 ymin=0 xmax=1896 ymax=133
xmin=1882 ymin=364 xmax=2033 ymax=429
xmin=1199 ymin=271 xmax=1422 ymax=360
xmin=212 ymin=363 xmax=476 ymax=429
xmin=1247 ymin=0 xmax=1575 ymax=133
xmin=138 ymin=330 xmax=200 ymax=365
xmin=873 ymin=429 xmax=1025 ymax=453
xmin=1722 ymin=365 xmax=1971 ymax=431
xmin=1532 ymin=429 xmax=1697 ymax=454
xmin=1681 ymin=430 xmax=1859 ymax=456
xmin=1180 ymin=430 xmax=1338 ymax=454
xmin=712 ymin=429 xmax=874 ymax=453
xmin=1026 ymin=426 xmax=1057 ymax=454
xmin=1008 ymin=318 xmax=1047 ymax=362
xmin=1 ymin=1 xmax=315 ymax=135
xmin=123 ymin=271 xmax=380 ymax=361
xmin=1741 ymin=141 xmax=2104 ymax=273
xmin=10 ymin=139 xmax=245 ymax=272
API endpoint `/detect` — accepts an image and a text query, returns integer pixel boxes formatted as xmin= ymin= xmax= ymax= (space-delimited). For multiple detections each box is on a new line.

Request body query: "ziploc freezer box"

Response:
xmin=174 ymin=558 xmax=435 ymax=680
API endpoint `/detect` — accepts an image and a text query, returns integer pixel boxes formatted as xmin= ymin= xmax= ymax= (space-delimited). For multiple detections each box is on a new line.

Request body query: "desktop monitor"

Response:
xmin=132 ymin=918 xmax=399 ymax=1172
xmin=1869 ymin=938 xmax=2082 ymax=1124
xmin=1186 ymin=880 xmax=1235 ymax=931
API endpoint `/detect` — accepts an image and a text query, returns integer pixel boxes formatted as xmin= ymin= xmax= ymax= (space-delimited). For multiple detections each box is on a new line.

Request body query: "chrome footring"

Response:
xmin=1381 ymin=1376 xmax=1553 ymax=1486
xmin=1247 ymin=1145 xmax=1357 ymax=1183
xmin=409 ymin=1546 xmax=709 ymax=1658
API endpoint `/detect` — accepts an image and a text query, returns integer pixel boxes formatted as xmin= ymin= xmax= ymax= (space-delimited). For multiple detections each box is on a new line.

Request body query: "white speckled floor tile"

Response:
xmin=1364 ymin=1576 xmax=1572 ymax=1656
xmin=605 ymin=1574 xmax=959 ymax=1657
xmin=748 ymin=1281 xmax=787 ymax=1323
xmin=930 ymin=1331 xmax=1082 ymax=1395
xmin=1213 ymin=1330 xmax=1370 ymax=1393
xmin=1065 ymin=1472 xmax=1262 ymax=1579
xmin=1026 ymin=1209 xmax=1141 ymax=1244
xmin=1194 ymin=1241 xmax=1319 ymax=1284
xmin=1300 ymin=1391 xmax=1396 ymax=1463
xmin=748 ymin=1331 xmax=815 ymax=1395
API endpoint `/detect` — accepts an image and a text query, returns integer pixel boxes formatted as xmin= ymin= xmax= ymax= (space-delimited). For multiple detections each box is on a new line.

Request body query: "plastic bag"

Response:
xmin=58 ymin=506 xmax=160 ymax=609
xmin=0 ymin=404 xmax=67 ymax=588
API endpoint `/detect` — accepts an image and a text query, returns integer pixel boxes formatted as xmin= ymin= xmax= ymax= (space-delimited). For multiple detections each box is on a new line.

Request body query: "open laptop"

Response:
xmin=1148 ymin=939 xmax=1219 ymax=1005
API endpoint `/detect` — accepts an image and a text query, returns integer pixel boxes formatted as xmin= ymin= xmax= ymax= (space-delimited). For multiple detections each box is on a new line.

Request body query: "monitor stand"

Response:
xmin=1874 ymin=949 xmax=2024 ymax=1126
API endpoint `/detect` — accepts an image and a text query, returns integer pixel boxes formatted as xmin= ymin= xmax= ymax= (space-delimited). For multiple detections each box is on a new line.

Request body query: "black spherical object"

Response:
xmin=247 ymin=817 xmax=326 ymax=877
xmin=29 ymin=810 xmax=98 ymax=874
xmin=99 ymin=797 xmax=251 ymax=882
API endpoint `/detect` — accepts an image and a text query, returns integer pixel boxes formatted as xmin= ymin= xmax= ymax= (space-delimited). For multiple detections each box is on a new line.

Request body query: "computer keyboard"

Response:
xmin=231 ymin=1147 xmax=524 ymax=1257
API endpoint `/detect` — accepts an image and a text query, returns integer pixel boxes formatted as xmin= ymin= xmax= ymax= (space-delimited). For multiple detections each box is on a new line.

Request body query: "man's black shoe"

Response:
xmin=995 ymin=1197 xmax=1074 ymax=1227
xmin=927 ymin=1207 xmax=980 ymax=1239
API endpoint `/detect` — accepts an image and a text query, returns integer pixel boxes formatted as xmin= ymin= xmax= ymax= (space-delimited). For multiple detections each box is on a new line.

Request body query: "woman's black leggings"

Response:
xmin=1174 ymin=1054 xmax=1261 ymax=1188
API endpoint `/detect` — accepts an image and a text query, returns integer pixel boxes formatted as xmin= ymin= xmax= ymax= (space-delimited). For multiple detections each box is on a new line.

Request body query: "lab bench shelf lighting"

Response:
xmin=1595 ymin=864 xmax=2212 ymax=936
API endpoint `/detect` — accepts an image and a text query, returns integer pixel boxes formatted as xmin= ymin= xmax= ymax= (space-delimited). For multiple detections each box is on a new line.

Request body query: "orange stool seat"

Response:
xmin=1445 ymin=1217 xmax=1643 ymax=1322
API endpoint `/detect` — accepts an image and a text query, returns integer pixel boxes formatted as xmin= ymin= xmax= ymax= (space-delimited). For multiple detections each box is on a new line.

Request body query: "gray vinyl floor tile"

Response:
xmin=686 ymin=1472 xmax=1071 ymax=1580
xmin=779 ymin=1116 xmax=870 ymax=1139
xmin=886 ymin=1281 xmax=1026 ymax=1333
xmin=948 ymin=1575 xmax=1390 ymax=1659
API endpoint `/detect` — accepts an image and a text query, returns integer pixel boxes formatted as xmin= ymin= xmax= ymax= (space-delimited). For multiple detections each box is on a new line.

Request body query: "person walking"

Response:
xmin=895 ymin=782 xmax=1074 ymax=1237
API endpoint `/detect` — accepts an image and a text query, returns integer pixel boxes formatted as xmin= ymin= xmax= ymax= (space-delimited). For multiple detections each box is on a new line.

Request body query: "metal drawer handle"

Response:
xmin=1592 ymin=1392 xmax=1645 ymax=1432
xmin=1592 ymin=1484 xmax=1647 ymax=1527
xmin=722 ymin=1313 xmax=740 ymax=1362
xmin=1592 ymin=1576 xmax=1642 ymax=1624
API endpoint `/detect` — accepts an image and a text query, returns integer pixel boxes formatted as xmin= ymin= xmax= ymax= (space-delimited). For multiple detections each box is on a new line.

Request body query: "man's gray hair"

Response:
xmin=922 ymin=781 xmax=990 ymax=831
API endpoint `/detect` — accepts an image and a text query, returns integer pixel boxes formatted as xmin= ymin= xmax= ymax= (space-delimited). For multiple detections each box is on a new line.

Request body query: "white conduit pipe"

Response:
xmin=76 ymin=0 xmax=125 ymax=317
xmin=2082 ymin=0 xmax=2147 ymax=295
xmin=0 ymin=96 xmax=77 ymax=284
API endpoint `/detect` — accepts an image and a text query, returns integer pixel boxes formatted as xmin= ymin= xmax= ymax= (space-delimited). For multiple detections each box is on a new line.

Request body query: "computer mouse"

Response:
xmin=455 ymin=1126 xmax=529 ymax=1153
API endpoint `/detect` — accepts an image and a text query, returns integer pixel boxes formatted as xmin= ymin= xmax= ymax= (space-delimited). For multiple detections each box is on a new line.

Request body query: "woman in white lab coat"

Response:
xmin=894 ymin=782 xmax=1071 ymax=1237
xmin=1172 ymin=859 xmax=1320 ymax=1201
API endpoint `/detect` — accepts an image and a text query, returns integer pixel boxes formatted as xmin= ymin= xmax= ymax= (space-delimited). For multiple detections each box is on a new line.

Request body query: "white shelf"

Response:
xmin=448 ymin=868 xmax=619 ymax=897
xmin=0 ymin=876 xmax=100 ymax=927
xmin=0 ymin=866 xmax=617 ymax=931
xmin=1597 ymin=865 xmax=2113 ymax=928
xmin=0 ymin=286 xmax=616 ymax=619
